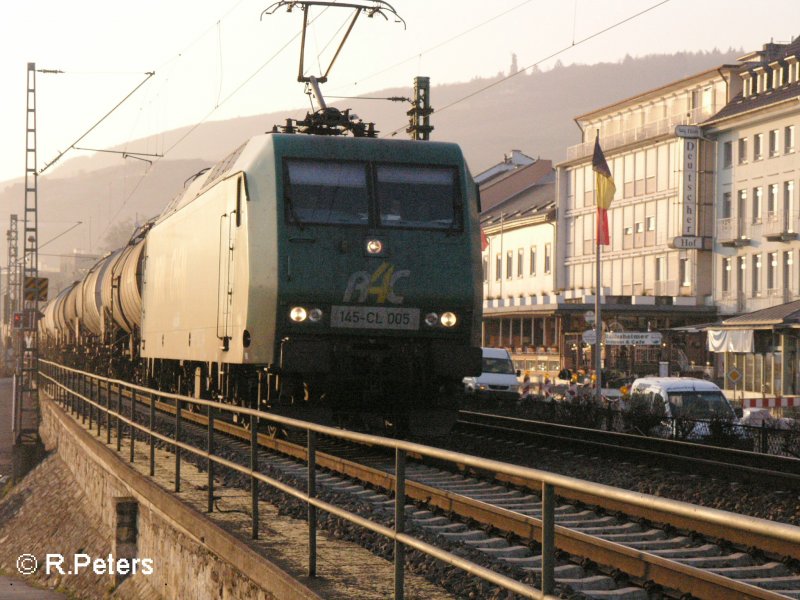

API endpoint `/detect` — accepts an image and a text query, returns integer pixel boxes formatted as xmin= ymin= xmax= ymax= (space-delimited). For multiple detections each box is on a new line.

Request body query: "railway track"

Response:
xmin=43 ymin=368 xmax=800 ymax=599
xmin=454 ymin=410 xmax=800 ymax=491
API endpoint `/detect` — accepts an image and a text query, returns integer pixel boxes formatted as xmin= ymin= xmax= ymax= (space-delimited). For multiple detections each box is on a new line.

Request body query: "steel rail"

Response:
xmin=40 ymin=360 xmax=800 ymax=600
xmin=458 ymin=410 xmax=800 ymax=480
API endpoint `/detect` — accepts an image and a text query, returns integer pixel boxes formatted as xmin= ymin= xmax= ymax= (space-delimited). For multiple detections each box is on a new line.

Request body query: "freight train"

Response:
xmin=40 ymin=132 xmax=483 ymax=434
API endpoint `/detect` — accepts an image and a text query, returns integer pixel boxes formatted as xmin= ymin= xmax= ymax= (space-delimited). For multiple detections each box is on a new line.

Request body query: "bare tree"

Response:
xmin=100 ymin=217 xmax=137 ymax=252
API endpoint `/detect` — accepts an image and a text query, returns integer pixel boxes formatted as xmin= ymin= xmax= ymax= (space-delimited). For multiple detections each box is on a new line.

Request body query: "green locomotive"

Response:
xmin=42 ymin=132 xmax=483 ymax=434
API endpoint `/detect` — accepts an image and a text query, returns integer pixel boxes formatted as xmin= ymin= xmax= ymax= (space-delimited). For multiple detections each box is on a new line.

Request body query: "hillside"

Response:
xmin=0 ymin=49 xmax=740 ymax=279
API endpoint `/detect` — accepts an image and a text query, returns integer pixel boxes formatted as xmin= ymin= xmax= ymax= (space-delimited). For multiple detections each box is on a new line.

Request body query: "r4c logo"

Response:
xmin=343 ymin=262 xmax=410 ymax=304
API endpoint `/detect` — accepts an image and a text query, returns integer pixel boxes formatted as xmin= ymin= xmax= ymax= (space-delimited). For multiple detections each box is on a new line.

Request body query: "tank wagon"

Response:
xmin=41 ymin=133 xmax=483 ymax=433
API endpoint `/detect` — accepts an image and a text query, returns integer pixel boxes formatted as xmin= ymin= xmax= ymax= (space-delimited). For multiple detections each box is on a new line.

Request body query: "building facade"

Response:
xmin=554 ymin=68 xmax=740 ymax=374
xmin=477 ymin=154 xmax=562 ymax=376
xmin=703 ymin=39 xmax=800 ymax=398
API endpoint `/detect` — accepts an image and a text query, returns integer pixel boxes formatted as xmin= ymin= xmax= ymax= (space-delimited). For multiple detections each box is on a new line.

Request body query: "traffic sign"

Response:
xmin=582 ymin=329 xmax=597 ymax=344
xmin=727 ymin=367 xmax=743 ymax=387
xmin=23 ymin=277 xmax=48 ymax=301
xmin=584 ymin=310 xmax=595 ymax=324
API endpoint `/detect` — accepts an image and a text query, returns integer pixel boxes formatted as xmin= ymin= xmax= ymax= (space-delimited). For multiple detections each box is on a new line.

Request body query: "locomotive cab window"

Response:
xmin=376 ymin=165 xmax=460 ymax=230
xmin=285 ymin=160 xmax=369 ymax=225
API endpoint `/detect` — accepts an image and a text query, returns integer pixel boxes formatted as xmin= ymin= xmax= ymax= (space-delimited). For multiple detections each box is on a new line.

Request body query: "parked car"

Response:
xmin=463 ymin=348 xmax=520 ymax=403
xmin=626 ymin=377 xmax=739 ymax=439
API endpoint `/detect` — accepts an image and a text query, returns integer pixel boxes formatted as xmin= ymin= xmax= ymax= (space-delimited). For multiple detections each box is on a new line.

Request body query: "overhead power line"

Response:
xmin=39 ymin=71 xmax=155 ymax=175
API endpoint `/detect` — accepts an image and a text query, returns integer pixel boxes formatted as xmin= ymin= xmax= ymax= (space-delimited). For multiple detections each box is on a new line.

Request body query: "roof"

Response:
xmin=479 ymin=173 xmax=555 ymax=228
xmin=631 ymin=377 xmax=721 ymax=391
xmin=720 ymin=299 xmax=800 ymax=327
xmin=479 ymin=158 xmax=553 ymax=212
xmin=705 ymin=36 xmax=800 ymax=124
xmin=705 ymin=78 xmax=800 ymax=123
xmin=575 ymin=65 xmax=733 ymax=121
xmin=474 ymin=150 xmax=536 ymax=186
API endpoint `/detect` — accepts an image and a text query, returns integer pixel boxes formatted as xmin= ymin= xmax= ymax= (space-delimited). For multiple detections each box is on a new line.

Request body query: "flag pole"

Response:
xmin=594 ymin=130 xmax=603 ymax=406
xmin=591 ymin=131 xmax=615 ymax=405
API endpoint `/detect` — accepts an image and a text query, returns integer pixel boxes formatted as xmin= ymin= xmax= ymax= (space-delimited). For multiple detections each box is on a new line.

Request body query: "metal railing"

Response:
xmin=566 ymin=107 xmax=716 ymax=161
xmin=39 ymin=360 xmax=800 ymax=599
xmin=39 ymin=359 xmax=559 ymax=599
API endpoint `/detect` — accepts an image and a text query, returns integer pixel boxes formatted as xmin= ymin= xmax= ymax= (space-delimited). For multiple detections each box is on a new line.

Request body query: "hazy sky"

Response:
xmin=1 ymin=0 xmax=798 ymax=186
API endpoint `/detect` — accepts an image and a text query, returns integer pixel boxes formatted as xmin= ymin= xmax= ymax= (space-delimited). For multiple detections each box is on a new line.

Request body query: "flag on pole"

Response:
xmin=480 ymin=228 xmax=489 ymax=251
xmin=592 ymin=134 xmax=616 ymax=246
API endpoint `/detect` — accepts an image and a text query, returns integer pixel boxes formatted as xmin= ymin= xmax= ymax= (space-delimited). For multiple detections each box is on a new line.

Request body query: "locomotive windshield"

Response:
xmin=284 ymin=159 xmax=461 ymax=230
xmin=285 ymin=160 xmax=369 ymax=225
xmin=376 ymin=165 xmax=459 ymax=230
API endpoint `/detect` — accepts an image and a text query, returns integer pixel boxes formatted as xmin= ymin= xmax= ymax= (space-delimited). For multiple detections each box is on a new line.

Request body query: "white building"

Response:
xmin=555 ymin=67 xmax=739 ymax=373
xmin=705 ymin=40 xmax=800 ymax=315
xmin=702 ymin=38 xmax=800 ymax=399
xmin=478 ymin=155 xmax=562 ymax=375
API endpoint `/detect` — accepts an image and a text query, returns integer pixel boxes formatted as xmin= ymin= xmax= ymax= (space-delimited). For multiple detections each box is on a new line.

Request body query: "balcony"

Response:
xmin=717 ymin=218 xmax=751 ymax=247
xmin=764 ymin=212 xmax=799 ymax=241
xmin=566 ymin=106 xmax=716 ymax=161
xmin=654 ymin=279 xmax=679 ymax=296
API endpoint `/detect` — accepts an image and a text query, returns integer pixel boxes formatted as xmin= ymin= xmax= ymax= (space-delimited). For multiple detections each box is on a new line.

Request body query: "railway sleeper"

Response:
xmin=736 ymin=575 xmax=800 ymax=590
xmin=672 ymin=552 xmax=755 ymax=569
xmin=709 ymin=561 xmax=795 ymax=578
xmin=647 ymin=543 xmax=722 ymax=559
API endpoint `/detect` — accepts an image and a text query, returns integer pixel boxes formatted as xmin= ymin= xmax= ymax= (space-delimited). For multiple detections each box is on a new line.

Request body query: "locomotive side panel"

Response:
xmin=141 ymin=174 xmax=251 ymax=364
xmin=238 ymin=139 xmax=279 ymax=366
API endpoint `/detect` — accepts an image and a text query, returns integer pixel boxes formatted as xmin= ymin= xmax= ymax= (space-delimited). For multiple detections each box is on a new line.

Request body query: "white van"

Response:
xmin=627 ymin=377 xmax=738 ymax=421
xmin=463 ymin=348 xmax=520 ymax=402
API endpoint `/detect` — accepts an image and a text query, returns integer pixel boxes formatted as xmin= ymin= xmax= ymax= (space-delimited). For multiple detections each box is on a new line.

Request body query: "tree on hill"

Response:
xmin=100 ymin=217 xmax=137 ymax=252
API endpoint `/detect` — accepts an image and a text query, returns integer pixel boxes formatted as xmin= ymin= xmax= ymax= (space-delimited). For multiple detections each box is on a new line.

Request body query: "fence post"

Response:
xmin=175 ymin=398 xmax=182 ymax=492
xmin=394 ymin=448 xmax=406 ymax=600
xmin=69 ymin=370 xmax=74 ymax=414
xmin=149 ymin=393 xmax=156 ymax=477
xmin=88 ymin=377 xmax=93 ymax=430
xmin=82 ymin=373 xmax=87 ymax=424
xmin=761 ymin=421 xmax=768 ymax=454
xmin=207 ymin=409 xmax=214 ymax=513
xmin=105 ymin=380 xmax=112 ymax=445
xmin=96 ymin=378 xmax=102 ymax=436
xmin=308 ymin=430 xmax=317 ymax=577
xmin=129 ymin=390 xmax=136 ymax=463
xmin=116 ymin=383 xmax=123 ymax=452
xmin=541 ymin=482 xmax=555 ymax=595
xmin=251 ymin=411 xmax=259 ymax=540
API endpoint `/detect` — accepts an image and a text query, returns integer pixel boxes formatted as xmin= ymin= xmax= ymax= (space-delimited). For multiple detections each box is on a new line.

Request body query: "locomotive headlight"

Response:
xmin=308 ymin=308 xmax=323 ymax=322
xmin=440 ymin=312 xmax=457 ymax=327
xmin=424 ymin=312 xmax=439 ymax=327
xmin=290 ymin=306 xmax=308 ymax=322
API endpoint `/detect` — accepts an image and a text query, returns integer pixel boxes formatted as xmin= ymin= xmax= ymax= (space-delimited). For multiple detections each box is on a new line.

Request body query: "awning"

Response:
xmin=707 ymin=328 xmax=754 ymax=353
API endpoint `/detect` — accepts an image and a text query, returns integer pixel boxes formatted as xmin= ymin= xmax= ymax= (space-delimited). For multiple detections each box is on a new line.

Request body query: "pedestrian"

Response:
xmin=520 ymin=374 xmax=532 ymax=401
xmin=543 ymin=377 xmax=553 ymax=401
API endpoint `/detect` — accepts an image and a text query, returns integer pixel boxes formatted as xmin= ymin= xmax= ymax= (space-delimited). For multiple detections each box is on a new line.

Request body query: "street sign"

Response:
xmin=670 ymin=236 xmax=711 ymax=250
xmin=727 ymin=366 xmax=743 ymax=387
xmin=604 ymin=332 xmax=663 ymax=346
xmin=675 ymin=125 xmax=702 ymax=138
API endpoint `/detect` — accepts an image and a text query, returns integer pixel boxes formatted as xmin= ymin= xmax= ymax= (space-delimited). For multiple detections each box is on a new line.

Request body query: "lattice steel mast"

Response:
xmin=6 ymin=215 xmax=19 ymax=327
xmin=13 ymin=62 xmax=41 ymax=456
